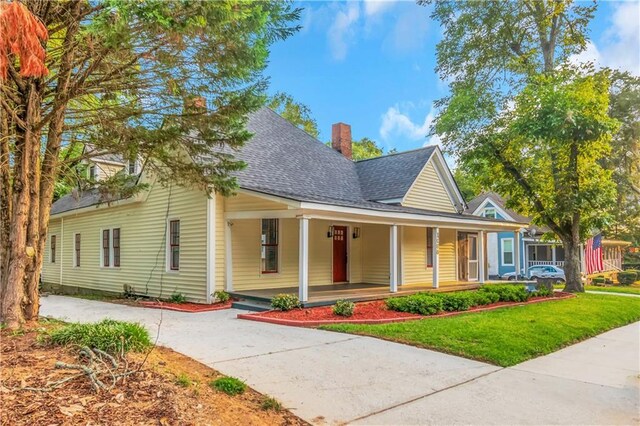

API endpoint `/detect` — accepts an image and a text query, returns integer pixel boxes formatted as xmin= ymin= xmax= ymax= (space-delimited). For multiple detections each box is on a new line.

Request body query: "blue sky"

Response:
xmin=265 ymin=1 xmax=640 ymax=155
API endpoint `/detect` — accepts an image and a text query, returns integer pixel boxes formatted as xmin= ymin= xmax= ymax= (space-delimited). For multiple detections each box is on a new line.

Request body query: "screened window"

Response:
xmin=74 ymin=233 xmax=81 ymax=267
xmin=502 ymin=238 xmax=514 ymax=266
xmin=261 ymin=219 xmax=279 ymax=273
xmin=50 ymin=235 xmax=56 ymax=263
xmin=426 ymin=227 xmax=433 ymax=267
xmin=102 ymin=230 xmax=110 ymax=267
xmin=169 ymin=220 xmax=180 ymax=271
xmin=113 ymin=228 xmax=120 ymax=267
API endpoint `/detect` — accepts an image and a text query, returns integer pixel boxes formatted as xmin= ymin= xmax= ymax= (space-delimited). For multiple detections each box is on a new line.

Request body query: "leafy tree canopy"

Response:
xmin=268 ymin=91 xmax=319 ymax=138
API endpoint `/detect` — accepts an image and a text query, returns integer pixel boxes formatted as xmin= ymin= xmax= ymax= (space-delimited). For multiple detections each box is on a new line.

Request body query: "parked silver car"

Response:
xmin=501 ymin=265 xmax=566 ymax=282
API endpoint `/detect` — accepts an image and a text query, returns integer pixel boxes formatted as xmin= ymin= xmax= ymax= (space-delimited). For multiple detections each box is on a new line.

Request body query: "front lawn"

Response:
xmin=585 ymin=285 xmax=640 ymax=295
xmin=321 ymin=293 xmax=640 ymax=367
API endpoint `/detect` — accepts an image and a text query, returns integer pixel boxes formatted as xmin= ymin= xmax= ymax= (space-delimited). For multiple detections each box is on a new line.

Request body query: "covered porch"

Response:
xmin=223 ymin=191 xmax=525 ymax=306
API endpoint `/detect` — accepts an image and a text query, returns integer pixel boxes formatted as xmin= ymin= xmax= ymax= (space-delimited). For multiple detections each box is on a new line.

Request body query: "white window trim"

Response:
xmin=502 ymin=237 xmax=515 ymax=266
xmin=100 ymin=228 xmax=120 ymax=269
xmin=483 ymin=207 xmax=497 ymax=219
xmin=166 ymin=218 xmax=180 ymax=273
xmin=260 ymin=218 xmax=281 ymax=276
xmin=73 ymin=233 xmax=81 ymax=268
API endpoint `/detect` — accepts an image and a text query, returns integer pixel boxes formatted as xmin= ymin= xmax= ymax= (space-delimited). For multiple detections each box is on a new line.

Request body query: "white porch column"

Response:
xmin=552 ymin=245 xmax=557 ymax=265
xmin=225 ymin=220 xmax=233 ymax=292
xmin=299 ymin=217 xmax=309 ymax=302
xmin=432 ymin=227 xmax=440 ymax=288
xmin=478 ymin=230 xmax=486 ymax=283
xmin=514 ymin=230 xmax=521 ymax=280
xmin=580 ymin=244 xmax=586 ymax=274
xmin=205 ymin=195 xmax=216 ymax=303
xmin=390 ymin=224 xmax=399 ymax=293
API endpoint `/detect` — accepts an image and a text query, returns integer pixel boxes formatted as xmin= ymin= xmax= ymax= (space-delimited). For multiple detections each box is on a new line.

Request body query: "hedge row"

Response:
xmin=385 ymin=284 xmax=552 ymax=316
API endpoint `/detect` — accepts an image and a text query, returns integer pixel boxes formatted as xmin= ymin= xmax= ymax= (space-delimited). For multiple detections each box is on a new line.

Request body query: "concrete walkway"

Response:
xmin=40 ymin=296 xmax=639 ymax=425
xmin=586 ymin=290 xmax=640 ymax=298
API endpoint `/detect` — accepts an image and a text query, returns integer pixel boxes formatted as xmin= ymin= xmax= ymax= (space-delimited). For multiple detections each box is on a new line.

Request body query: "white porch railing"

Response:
xmin=528 ymin=260 xmax=565 ymax=268
xmin=603 ymin=259 xmax=623 ymax=271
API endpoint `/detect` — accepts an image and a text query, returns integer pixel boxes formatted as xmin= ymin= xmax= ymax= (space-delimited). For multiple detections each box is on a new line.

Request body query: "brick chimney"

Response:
xmin=331 ymin=122 xmax=352 ymax=160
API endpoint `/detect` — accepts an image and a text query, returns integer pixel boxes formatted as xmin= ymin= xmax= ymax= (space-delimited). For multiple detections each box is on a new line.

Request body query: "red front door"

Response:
xmin=333 ymin=226 xmax=348 ymax=283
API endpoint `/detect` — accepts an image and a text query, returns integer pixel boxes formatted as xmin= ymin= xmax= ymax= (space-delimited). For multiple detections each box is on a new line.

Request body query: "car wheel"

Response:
xmin=555 ymin=278 xmax=565 ymax=284
xmin=508 ymin=276 xmax=515 ymax=281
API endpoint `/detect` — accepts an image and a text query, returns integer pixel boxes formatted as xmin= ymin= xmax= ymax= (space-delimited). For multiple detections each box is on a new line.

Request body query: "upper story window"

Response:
xmin=89 ymin=164 xmax=98 ymax=180
xmin=128 ymin=159 xmax=137 ymax=175
xmin=169 ymin=220 xmax=180 ymax=271
xmin=426 ymin=227 xmax=434 ymax=267
xmin=483 ymin=207 xmax=497 ymax=219
xmin=261 ymin=219 xmax=279 ymax=274
xmin=101 ymin=228 xmax=121 ymax=268
xmin=50 ymin=235 xmax=56 ymax=263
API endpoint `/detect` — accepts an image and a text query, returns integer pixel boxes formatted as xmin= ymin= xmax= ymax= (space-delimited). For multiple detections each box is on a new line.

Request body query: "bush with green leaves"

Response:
xmin=48 ymin=319 xmax=151 ymax=354
xmin=440 ymin=292 xmax=478 ymax=312
xmin=617 ymin=271 xmax=638 ymax=286
xmin=271 ymin=294 xmax=300 ymax=311
xmin=210 ymin=376 xmax=246 ymax=396
xmin=532 ymin=285 xmax=553 ymax=297
xmin=591 ymin=276 xmax=607 ymax=285
xmin=213 ymin=290 xmax=230 ymax=303
xmin=385 ymin=293 xmax=443 ymax=315
xmin=169 ymin=293 xmax=187 ymax=304
xmin=332 ymin=299 xmax=355 ymax=317
xmin=479 ymin=284 xmax=530 ymax=302
xmin=472 ymin=290 xmax=500 ymax=305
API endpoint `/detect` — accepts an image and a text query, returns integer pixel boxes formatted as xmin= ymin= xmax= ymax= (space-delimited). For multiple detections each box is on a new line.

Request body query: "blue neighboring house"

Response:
xmin=466 ymin=192 xmax=628 ymax=278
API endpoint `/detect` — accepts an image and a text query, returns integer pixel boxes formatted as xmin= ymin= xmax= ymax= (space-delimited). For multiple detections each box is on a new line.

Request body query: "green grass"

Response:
xmin=175 ymin=373 xmax=193 ymax=388
xmin=210 ymin=376 xmax=246 ymax=396
xmin=261 ymin=396 xmax=283 ymax=412
xmin=48 ymin=319 xmax=151 ymax=354
xmin=584 ymin=286 xmax=640 ymax=295
xmin=321 ymin=294 xmax=640 ymax=367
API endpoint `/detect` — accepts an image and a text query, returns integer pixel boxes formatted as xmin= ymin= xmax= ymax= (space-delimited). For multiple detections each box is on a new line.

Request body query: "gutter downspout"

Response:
xmin=59 ymin=217 xmax=64 ymax=286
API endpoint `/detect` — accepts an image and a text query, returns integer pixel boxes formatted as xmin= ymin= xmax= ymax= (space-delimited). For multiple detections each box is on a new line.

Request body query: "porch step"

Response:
xmin=231 ymin=299 xmax=272 ymax=312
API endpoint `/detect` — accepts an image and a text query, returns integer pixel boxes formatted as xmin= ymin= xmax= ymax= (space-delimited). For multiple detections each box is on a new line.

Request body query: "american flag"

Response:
xmin=585 ymin=234 xmax=604 ymax=274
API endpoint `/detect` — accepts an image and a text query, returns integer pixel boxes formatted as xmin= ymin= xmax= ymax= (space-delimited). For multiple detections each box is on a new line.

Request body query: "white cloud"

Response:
xmin=383 ymin=5 xmax=430 ymax=54
xmin=380 ymin=104 xmax=441 ymax=146
xmin=363 ymin=0 xmax=397 ymax=17
xmin=327 ymin=2 xmax=360 ymax=60
xmin=569 ymin=2 xmax=639 ymax=75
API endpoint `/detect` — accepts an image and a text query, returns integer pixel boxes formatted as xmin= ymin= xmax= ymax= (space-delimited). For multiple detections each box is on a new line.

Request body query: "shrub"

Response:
xmin=591 ymin=276 xmax=607 ymax=286
xmin=271 ymin=294 xmax=300 ymax=311
xmin=261 ymin=396 xmax=283 ymax=412
xmin=213 ymin=290 xmax=230 ymax=303
xmin=332 ymin=300 xmax=355 ymax=317
xmin=49 ymin=319 xmax=151 ymax=354
xmin=532 ymin=285 xmax=552 ymax=297
xmin=385 ymin=293 xmax=443 ymax=315
xmin=210 ymin=376 xmax=246 ymax=396
xmin=617 ymin=271 xmax=638 ymax=286
xmin=472 ymin=291 xmax=499 ymax=305
xmin=169 ymin=293 xmax=186 ymax=303
xmin=175 ymin=373 xmax=192 ymax=388
xmin=439 ymin=292 xmax=476 ymax=312
xmin=479 ymin=284 xmax=529 ymax=302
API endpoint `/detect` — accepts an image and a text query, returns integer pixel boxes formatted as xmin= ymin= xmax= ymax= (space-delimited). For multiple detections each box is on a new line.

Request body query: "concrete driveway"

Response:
xmin=40 ymin=295 xmax=639 ymax=425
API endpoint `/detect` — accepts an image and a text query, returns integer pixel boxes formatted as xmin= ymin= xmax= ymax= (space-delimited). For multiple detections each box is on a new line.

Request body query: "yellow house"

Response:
xmin=41 ymin=108 xmax=525 ymax=307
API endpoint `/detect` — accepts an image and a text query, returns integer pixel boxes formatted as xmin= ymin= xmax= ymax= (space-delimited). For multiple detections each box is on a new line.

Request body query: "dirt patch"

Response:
xmin=137 ymin=300 xmax=232 ymax=313
xmin=0 ymin=324 xmax=307 ymax=425
xmin=239 ymin=293 xmax=575 ymax=327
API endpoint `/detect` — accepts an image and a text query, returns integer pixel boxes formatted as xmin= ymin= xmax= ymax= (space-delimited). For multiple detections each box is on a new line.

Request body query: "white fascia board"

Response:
xmin=225 ymin=209 xmax=302 ymax=219
xmin=375 ymin=198 xmax=403 ymax=204
xmin=471 ymin=197 xmax=516 ymax=222
xmin=236 ymin=188 xmax=302 ymax=209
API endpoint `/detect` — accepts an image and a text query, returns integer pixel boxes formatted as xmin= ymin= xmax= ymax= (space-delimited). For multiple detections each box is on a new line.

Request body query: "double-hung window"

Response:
xmin=74 ymin=233 xmax=81 ymax=267
xmin=502 ymin=238 xmax=514 ymax=266
xmin=426 ymin=227 xmax=433 ymax=267
xmin=101 ymin=228 xmax=121 ymax=267
xmin=169 ymin=220 xmax=180 ymax=271
xmin=50 ymin=235 xmax=56 ymax=263
xmin=261 ymin=219 xmax=279 ymax=273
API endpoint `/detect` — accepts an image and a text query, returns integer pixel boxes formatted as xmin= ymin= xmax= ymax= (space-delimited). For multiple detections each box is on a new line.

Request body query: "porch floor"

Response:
xmin=229 ymin=281 xmax=487 ymax=307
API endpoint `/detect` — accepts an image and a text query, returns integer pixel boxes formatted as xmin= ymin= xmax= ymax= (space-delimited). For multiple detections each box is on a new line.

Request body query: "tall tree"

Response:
xmin=423 ymin=0 xmax=616 ymax=292
xmin=0 ymin=0 xmax=300 ymax=329
xmin=605 ymin=71 xmax=640 ymax=245
xmin=268 ymin=91 xmax=319 ymax=138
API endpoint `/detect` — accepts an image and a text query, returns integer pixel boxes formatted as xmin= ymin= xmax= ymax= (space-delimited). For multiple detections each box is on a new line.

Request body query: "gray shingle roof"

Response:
xmin=50 ymin=188 xmax=128 ymax=216
xmin=465 ymin=191 xmax=532 ymax=224
xmin=355 ymin=147 xmax=436 ymax=201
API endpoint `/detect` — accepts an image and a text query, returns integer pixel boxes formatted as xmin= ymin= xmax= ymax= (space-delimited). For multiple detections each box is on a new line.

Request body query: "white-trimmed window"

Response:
xmin=89 ymin=164 xmax=98 ymax=180
xmin=483 ymin=207 xmax=497 ymax=219
xmin=502 ymin=237 xmax=514 ymax=266
xmin=128 ymin=159 xmax=138 ymax=175
xmin=261 ymin=219 xmax=279 ymax=274
xmin=101 ymin=228 xmax=121 ymax=268
xmin=74 ymin=233 xmax=81 ymax=267
xmin=168 ymin=220 xmax=180 ymax=271
xmin=50 ymin=235 xmax=56 ymax=263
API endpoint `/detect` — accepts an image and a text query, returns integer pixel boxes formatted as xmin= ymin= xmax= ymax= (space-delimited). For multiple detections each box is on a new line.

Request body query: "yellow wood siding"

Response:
xmin=225 ymin=193 xmax=289 ymax=211
xmin=403 ymin=161 xmax=457 ymax=213
xmin=361 ymin=224 xmax=390 ymax=284
xmin=40 ymin=180 xmax=209 ymax=302
xmin=41 ymin=221 xmax=61 ymax=284
xmin=401 ymin=226 xmax=457 ymax=284
xmin=95 ymin=162 xmax=124 ymax=181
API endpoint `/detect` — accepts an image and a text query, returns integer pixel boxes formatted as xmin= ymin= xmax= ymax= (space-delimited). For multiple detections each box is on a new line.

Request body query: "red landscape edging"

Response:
xmin=237 ymin=293 xmax=575 ymax=327
xmin=138 ymin=301 xmax=232 ymax=313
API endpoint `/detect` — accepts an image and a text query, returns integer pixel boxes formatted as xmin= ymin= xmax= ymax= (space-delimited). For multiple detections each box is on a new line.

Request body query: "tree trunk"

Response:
xmin=561 ymin=230 xmax=584 ymax=293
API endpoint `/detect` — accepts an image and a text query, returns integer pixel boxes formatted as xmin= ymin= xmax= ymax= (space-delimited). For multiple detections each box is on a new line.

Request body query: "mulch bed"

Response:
xmin=137 ymin=300 xmax=232 ymax=312
xmin=1 ymin=324 xmax=307 ymax=426
xmin=238 ymin=292 xmax=575 ymax=327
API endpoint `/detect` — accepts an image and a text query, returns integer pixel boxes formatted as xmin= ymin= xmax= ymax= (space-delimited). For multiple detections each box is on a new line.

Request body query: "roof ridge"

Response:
xmin=354 ymin=145 xmax=436 ymax=163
